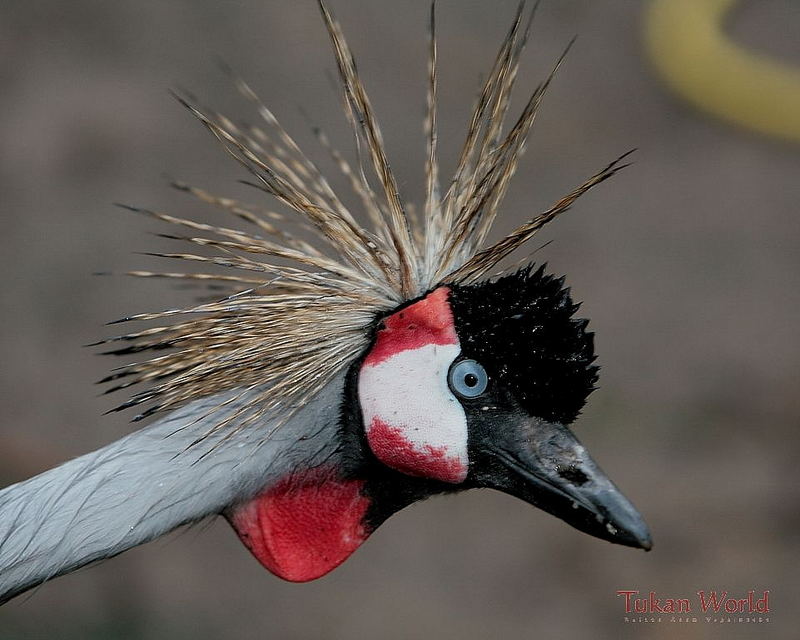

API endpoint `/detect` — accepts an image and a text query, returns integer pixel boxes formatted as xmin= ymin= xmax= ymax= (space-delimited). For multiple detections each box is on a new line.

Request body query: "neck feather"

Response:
xmin=0 ymin=370 xmax=346 ymax=604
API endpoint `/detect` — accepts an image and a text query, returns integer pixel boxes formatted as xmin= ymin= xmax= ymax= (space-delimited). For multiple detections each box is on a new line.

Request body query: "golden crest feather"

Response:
xmin=97 ymin=0 xmax=628 ymax=443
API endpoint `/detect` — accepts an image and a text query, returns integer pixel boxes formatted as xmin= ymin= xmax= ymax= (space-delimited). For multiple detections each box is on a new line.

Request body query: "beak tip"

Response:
xmin=616 ymin=518 xmax=653 ymax=552
xmin=637 ymin=535 xmax=653 ymax=552
xmin=607 ymin=528 xmax=652 ymax=552
xmin=599 ymin=497 xmax=653 ymax=552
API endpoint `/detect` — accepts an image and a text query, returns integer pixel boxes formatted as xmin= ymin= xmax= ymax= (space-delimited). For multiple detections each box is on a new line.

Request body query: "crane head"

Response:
xmin=227 ymin=266 xmax=651 ymax=583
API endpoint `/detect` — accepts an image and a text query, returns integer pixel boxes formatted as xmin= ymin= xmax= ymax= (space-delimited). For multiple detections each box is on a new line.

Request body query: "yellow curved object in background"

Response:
xmin=645 ymin=0 xmax=800 ymax=143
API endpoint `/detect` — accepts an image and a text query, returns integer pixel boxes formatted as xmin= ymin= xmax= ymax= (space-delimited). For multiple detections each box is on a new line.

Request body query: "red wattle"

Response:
xmin=227 ymin=468 xmax=371 ymax=582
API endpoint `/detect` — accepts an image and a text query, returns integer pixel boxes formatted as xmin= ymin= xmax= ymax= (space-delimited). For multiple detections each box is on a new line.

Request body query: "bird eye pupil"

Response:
xmin=448 ymin=359 xmax=488 ymax=398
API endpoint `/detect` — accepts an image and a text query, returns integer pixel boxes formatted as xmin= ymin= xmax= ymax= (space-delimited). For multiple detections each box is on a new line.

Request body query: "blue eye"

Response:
xmin=448 ymin=359 xmax=489 ymax=398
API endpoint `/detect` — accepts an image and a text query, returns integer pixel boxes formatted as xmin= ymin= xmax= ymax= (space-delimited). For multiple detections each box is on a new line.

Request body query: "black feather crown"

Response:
xmin=449 ymin=265 xmax=598 ymax=425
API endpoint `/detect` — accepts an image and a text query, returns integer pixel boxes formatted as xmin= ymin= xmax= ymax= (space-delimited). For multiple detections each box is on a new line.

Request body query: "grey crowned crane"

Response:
xmin=0 ymin=1 xmax=651 ymax=604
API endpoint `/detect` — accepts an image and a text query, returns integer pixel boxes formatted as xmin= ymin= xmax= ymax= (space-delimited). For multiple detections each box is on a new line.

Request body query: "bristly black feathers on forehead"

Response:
xmin=448 ymin=264 xmax=598 ymax=425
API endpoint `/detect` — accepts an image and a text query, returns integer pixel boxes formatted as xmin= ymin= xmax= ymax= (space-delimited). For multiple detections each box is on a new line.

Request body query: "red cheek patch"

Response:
xmin=368 ymin=417 xmax=467 ymax=482
xmin=226 ymin=468 xmax=371 ymax=582
xmin=363 ymin=287 xmax=457 ymax=367
xmin=359 ymin=286 xmax=469 ymax=484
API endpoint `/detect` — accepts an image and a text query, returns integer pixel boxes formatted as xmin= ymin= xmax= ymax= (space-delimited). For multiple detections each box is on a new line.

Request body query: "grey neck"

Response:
xmin=0 ymin=369 xmax=346 ymax=604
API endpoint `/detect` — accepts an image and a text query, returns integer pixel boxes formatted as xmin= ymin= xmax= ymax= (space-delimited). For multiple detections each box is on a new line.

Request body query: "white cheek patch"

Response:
xmin=357 ymin=287 xmax=468 ymax=484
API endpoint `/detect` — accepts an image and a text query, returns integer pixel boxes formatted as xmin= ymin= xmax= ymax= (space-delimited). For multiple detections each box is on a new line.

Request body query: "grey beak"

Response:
xmin=474 ymin=417 xmax=652 ymax=550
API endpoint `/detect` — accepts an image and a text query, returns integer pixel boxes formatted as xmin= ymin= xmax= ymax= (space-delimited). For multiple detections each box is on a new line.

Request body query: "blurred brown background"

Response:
xmin=0 ymin=1 xmax=798 ymax=638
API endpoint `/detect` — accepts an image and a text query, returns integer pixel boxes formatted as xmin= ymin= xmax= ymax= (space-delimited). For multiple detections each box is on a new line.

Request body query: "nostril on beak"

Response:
xmin=557 ymin=464 xmax=589 ymax=486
